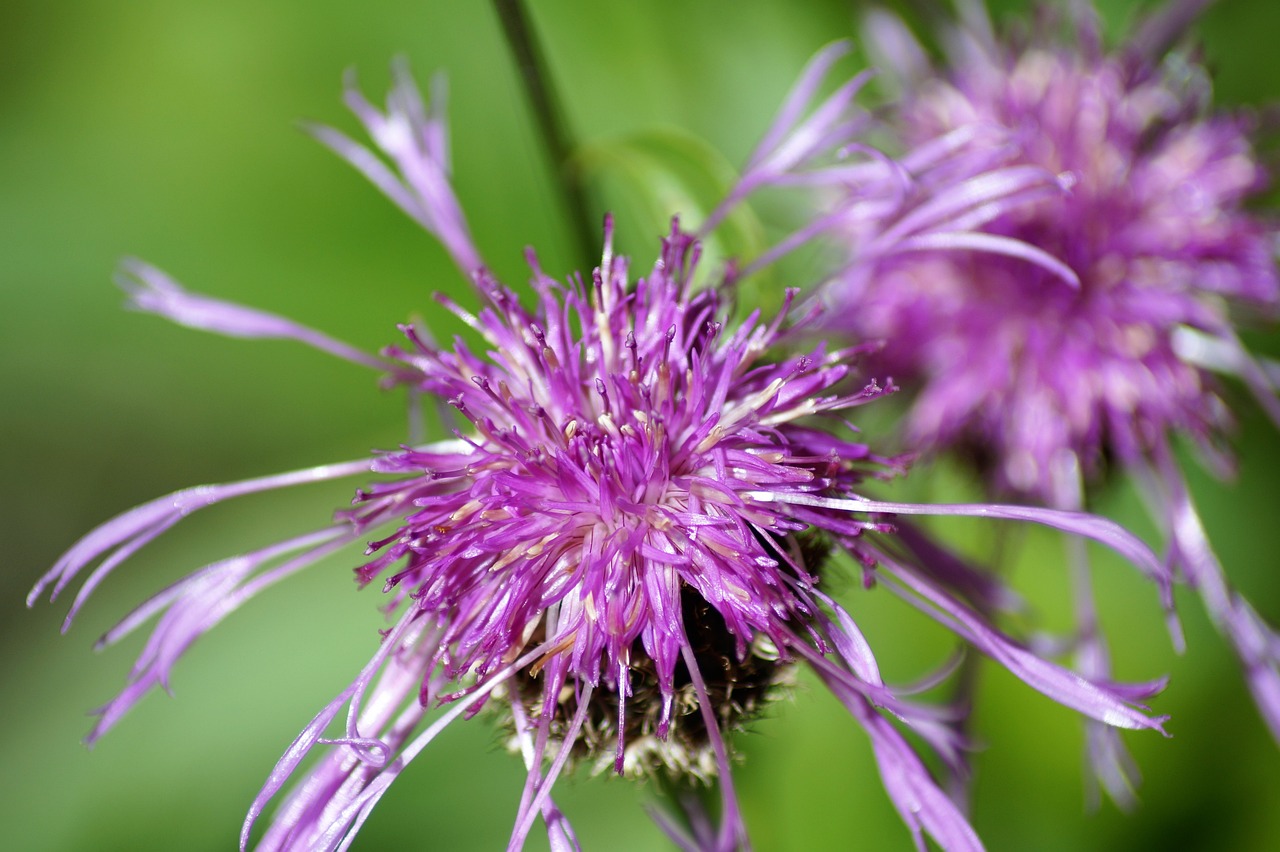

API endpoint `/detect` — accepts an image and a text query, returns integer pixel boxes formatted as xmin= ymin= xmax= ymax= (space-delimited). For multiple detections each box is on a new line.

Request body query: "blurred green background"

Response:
xmin=3 ymin=0 xmax=1279 ymax=849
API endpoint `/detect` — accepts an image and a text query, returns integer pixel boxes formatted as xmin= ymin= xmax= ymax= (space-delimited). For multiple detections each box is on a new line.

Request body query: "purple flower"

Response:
xmin=32 ymin=52 xmax=1176 ymax=851
xmin=827 ymin=0 xmax=1280 ymax=803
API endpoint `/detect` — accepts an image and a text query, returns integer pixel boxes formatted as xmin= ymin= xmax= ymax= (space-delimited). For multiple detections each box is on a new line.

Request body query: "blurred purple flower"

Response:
xmin=32 ymin=50 xmax=1176 ymax=851
xmin=827 ymin=0 xmax=1280 ymax=804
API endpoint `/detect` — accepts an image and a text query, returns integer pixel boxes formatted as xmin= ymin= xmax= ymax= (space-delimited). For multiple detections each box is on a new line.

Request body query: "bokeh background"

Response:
xmin=3 ymin=0 xmax=1280 ymax=849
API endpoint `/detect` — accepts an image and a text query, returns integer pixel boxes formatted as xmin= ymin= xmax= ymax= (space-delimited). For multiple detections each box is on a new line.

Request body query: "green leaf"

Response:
xmin=575 ymin=128 xmax=771 ymax=298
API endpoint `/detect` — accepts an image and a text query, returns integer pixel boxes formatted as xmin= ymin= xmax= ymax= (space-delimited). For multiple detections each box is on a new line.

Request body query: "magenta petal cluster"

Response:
xmin=840 ymin=5 xmax=1280 ymax=496
xmin=31 ymin=51 xmax=1182 ymax=852
xmin=827 ymin=0 xmax=1280 ymax=800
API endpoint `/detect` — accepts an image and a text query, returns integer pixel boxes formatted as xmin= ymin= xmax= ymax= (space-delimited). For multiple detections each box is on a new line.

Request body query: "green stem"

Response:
xmin=492 ymin=0 xmax=597 ymax=265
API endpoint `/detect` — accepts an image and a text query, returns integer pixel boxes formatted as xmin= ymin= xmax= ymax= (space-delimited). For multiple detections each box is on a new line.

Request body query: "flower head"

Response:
xmin=351 ymin=217 xmax=890 ymax=767
xmin=839 ymin=1 xmax=1279 ymax=497
xmin=826 ymin=0 xmax=1280 ymax=802
xmin=31 ymin=51 xmax=1178 ymax=852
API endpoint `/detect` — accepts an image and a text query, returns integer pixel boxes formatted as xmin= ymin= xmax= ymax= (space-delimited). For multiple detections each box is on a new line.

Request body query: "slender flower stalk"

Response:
xmin=32 ymin=47 xmax=1178 ymax=851
xmin=826 ymin=0 xmax=1280 ymax=805
xmin=491 ymin=0 xmax=597 ymax=266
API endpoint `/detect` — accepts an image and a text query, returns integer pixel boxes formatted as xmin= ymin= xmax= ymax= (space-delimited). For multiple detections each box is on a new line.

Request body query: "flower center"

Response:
xmin=501 ymin=529 xmax=830 ymax=782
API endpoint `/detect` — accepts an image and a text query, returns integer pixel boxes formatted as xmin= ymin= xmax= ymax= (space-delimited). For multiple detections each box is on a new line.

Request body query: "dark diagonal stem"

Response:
xmin=492 ymin=0 xmax=597 ymax=265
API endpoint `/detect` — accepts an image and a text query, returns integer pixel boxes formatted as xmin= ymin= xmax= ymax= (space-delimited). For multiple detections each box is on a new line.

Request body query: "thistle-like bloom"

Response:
xmin=827 ymin=0 xmax=1280 ymax=801
xmin=33 ymin=51 xmax=1176 ymax=852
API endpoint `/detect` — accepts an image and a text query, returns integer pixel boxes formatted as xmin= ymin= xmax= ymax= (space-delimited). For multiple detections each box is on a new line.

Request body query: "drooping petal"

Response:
xmin=1148 ymin=444 xmax=1280 ymax=743
xmin=88 ymin=527 xmax=354 ymax=744
xmin=751 ymin=490 xmax=1172 ymax=593
xmin=879 ymin=557 xmax=1168 ymax=734
xmin=29 ymin=454 xmax=383 ymax=622
xmin=117 ymin=260 xmax=389 ymax=371
xmin=814 ymin=666 xmax=984 ymax=852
